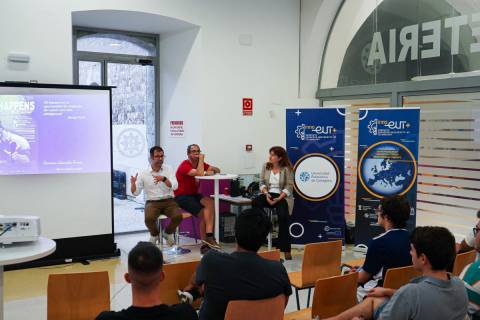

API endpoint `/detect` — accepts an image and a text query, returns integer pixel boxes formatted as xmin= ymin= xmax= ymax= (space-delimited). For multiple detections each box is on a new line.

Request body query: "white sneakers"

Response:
xmin=162 ymin=232 xmax=175 ymax=247
xmin=149 ymin=232 xmax=175 ymax=247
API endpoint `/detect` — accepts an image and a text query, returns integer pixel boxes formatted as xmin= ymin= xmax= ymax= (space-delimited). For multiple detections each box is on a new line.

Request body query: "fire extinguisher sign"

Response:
xmin=242 ymin=98 xmax=253 ymax=116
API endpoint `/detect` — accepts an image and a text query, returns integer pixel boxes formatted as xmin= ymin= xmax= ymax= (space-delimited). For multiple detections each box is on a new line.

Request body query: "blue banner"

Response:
xmin=354 ymin=108 xmax=420 ymax=246
xmin=286 ymin=108 xmax=345 ymax=244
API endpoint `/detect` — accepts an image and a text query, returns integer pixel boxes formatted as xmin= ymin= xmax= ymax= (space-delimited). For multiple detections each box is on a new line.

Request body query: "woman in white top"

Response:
xmin=253 ymin=146 xmax=294 ymax=260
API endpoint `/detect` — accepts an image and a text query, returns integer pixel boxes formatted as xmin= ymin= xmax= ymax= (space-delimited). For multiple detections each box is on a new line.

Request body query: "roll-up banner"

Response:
xmin=354 ymin=108 xmax=420 ymax=246
xmin=286 ymin=108 xmax=345 ymax=244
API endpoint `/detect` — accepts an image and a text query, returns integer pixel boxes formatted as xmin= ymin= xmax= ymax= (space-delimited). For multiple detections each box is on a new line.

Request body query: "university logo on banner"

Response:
xmin=355 ymin=108 xmax=420 ymax=246
xmin=286 ymin=108 xmax=345 ymax=244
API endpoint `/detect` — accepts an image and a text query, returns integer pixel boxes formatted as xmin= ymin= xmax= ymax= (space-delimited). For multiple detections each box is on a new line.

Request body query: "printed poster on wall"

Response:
xmin=354 ymin=108 xmax=420 ymax=246
xmin=169 ymin=120 xmax=185 ymax=138
xmin=286 ymin=108 xmax=345 ymax=244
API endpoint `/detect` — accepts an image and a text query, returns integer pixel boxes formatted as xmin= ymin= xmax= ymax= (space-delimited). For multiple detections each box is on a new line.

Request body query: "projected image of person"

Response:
xmin=0 ymin=120 xmax=30 ymax=164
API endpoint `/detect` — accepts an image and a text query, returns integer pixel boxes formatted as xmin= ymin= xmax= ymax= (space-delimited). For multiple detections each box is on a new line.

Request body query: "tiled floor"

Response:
xmin=4 ymin=232 xmax=365 ymax=319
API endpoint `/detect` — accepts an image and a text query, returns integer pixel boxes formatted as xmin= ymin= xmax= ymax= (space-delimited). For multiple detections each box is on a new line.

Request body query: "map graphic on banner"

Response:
xmin=354 ymin=108 xmax=420 ymax=246
xmin=286 ymin=108 xmax=345 ymax=244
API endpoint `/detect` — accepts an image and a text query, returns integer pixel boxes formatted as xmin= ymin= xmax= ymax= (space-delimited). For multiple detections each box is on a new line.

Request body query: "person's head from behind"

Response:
xmin=376 ymin=195 xmax=410 ymax=229
xmin=149 ymin=146 xmax=164 ymax=167
xmin=235 ymin=208 xmax=272 ymax=252
xmin=410 ymin=226 xmax=456 ymax=273
xmin=187 ymin=144 xmax=201 ymax=162
xmin=267 ymin=146 xmax=293 ymax=170
xmin=125 ymin=242 xmax=165 ymax=293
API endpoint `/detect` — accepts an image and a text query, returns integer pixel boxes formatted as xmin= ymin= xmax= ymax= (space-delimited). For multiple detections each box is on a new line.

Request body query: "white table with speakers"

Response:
xmin=0 ymin=237 xmax=56 ymax=320
xmin=196 ymin=174 xmax=238 ymax=241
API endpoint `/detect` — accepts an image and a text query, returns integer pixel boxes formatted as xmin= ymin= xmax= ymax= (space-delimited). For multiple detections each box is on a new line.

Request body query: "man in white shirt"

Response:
xmin=131 ymin=146 xmax=182 ymax=246
xmin=457 ymin=210 xmax=480 ymax=254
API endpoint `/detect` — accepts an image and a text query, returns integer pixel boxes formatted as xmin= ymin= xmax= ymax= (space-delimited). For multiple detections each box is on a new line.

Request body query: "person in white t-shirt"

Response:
xmin=457 ymin=210 xmax=480 ymax=254
xmin=131 ymin=146 xmax=182 ymax=247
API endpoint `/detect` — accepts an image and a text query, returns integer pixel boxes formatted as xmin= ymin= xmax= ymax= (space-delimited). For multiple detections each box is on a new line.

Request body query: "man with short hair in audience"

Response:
xmin=180 ymin=208 xmax=292 ymax=320
xmin=326 ymin=226 xmax=468 ymax=320
xmin=96 ymin=242 xmax=198 ymax=320
xmin=457 ymin=210 xmax=480 ymax=253
xmin=353 ymin=195 xmax=412 ymax=300
xmin=460 ymin=217 xmax=480 ymax=319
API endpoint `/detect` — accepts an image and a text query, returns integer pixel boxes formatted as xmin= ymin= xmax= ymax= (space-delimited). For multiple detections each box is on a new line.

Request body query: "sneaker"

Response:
xmin=149 ymin=235 xmax=159 ymax=245
xmin=162 ymin=232 xmax=175 ymax=247
xmin=202 ymin=237 xmax=221 ymax=249
xmin=177 ymin=290 xmax=194 ymax=304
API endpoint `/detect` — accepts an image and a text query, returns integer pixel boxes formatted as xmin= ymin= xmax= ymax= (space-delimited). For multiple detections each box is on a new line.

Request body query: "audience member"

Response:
xmin=457 ymin=210 xmax=480 ymax=253
xmin=326 ymin=226 xmax=468 ymax=320
xmin=96 ymin=242 xmax=198 ymax=320
xmin=353 ymin=195 xmax=412 ymax=300
xmin=460 ymin=218 xmax=480 ymax=319
xmin=180 ymin=208 xmax=292 ymax=320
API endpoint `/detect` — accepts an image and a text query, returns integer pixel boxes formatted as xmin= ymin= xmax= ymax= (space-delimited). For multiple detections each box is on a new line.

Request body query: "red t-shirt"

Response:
xmin=175 ymin=160 xmax=210 ymax=196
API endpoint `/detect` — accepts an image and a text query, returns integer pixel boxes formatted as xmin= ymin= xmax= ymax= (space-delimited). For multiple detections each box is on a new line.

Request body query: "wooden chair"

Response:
xmin=258 ymin=249 xmax=281 ymax=261
xmin=288 ymin=240 xmax=342 ymax=310
xmin=453 ymin=249 xmax=477 ymax=276
xmin=225 ymin=294 xmax=286 ymax=320
xmin=160 ymin=260 xmax=201 ymax=308
xmin=47 ymin=271 xmax=110 ymax=320
xmin=284 ymin=272 xmax=358 ymax=320
xmin=383 ymin=265 xmax=421 ymax=290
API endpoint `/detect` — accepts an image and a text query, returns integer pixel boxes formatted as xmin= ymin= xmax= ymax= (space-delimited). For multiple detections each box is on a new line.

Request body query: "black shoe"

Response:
xmin=200 ymin=244 xmax=211 ymax=255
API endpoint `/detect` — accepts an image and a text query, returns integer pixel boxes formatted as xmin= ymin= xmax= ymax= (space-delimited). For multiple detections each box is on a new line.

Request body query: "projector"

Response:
xmin=0 ymin=215 xmax=41 ymax=244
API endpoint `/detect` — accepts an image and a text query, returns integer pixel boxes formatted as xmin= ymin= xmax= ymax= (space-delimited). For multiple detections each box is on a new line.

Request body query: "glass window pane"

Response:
xmin=323 ymin=98 xmax=391 ymax=225
xmin=320 ymin=0 xmax=480 ymax=88
xmin=403 ymin=93 xmax=480 ymax=239
xmin=108 ymin=63 xmax=156 ymax=233
xmin=77 ymin=32 xmax=156 ymax=56
xmin=78 ymin=61 xmax=102 ymax=86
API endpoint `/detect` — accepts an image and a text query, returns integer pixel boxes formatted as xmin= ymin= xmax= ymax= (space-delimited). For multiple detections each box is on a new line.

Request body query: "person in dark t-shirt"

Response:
xmin=352 ymin=195 xmax=412 ymax=301
xmin=178 ymin=208 xmax=292 ymax=320
xmin=96 ymin=242 xmax=198 ymax=320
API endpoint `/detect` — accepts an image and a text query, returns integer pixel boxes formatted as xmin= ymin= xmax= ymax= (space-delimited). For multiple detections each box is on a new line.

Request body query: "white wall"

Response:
xmin=299 ymin=0 xmax=342 ymax=98
xmin=0 ymin=0 xmax=303 ymax=175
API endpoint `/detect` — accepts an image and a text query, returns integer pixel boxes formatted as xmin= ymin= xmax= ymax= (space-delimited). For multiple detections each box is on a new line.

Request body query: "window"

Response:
xmin=73 ymin=27 xmax=158 ymax=233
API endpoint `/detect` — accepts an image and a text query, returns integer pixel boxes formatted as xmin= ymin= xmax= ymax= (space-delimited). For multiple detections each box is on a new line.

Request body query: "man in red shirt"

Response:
xmin=175 ymin=144 xmax=221 ymax=253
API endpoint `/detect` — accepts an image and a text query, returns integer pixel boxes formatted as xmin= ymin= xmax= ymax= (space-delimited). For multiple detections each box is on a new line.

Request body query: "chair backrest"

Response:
xmin=310 ymin=272 xmax=358 ymax=319
xmin=301 ymin=240 xmax=342 ymax=286
xmin=453 ymin=249 xmax=477 ymax=276
xmin=224 ymin=294 xmax=285 ymax=320
xmin=47 ymin=271 xmax=110 ymax=320
xmin=258 ymin=249 xmax=281 ymax=261
xmin=383 ymin=265 xmax=421 ymax=290
xmin=160 ymin=260 xmax=200 ymax=306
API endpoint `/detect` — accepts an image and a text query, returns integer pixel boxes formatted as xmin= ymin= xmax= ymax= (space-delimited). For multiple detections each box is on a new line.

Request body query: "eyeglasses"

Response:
xmin=190 ymin=150 xmax=201 ymax=154
xmin=473 ymin=227 xmax=480 ymax=236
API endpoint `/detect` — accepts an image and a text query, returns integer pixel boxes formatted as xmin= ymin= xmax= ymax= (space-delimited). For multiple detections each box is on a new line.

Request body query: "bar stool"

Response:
xmin=264 ymin=207 xmax=277 ymax=251
xmin=156 ymin=215 xmax=191 ymax=255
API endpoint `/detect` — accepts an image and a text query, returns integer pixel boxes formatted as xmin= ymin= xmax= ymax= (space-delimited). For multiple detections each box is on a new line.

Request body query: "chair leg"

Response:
xmin=295 ymin=288 xmax=300 ymax=310
xmin=307 ymin=288 xmax=311 ymax=308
